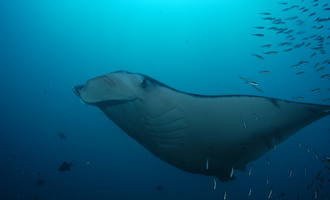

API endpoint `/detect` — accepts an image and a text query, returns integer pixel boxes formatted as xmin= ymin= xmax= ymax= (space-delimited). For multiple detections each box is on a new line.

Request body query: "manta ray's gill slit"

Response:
xmin=144 ymin=115 xmax=185 ymax=127
xmin=144 ymin=107 xmax=187 ymax=135
xmin=143 ymin=104 xmax=186 ymax=130
xmin=145 ymin=110 xmax=187 ymax=132
xmin=145 ymin=104 xmax=179 ymax=119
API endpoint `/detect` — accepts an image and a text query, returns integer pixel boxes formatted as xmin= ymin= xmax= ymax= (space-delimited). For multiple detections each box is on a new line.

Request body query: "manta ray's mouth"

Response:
xmin=73 ymin=85 xmax=136 ymax=107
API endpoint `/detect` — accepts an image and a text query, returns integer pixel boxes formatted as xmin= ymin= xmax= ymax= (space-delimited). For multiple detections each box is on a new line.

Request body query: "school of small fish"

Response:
xmin=219 ymin=1 xmax=330 ymax=199
xmin=240 ymin=0 xmax=330 ymax=103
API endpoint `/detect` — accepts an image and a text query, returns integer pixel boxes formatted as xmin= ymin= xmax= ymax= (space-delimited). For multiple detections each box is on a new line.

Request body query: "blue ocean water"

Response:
xmin=1 ymin=0 xmax=329 ymax=199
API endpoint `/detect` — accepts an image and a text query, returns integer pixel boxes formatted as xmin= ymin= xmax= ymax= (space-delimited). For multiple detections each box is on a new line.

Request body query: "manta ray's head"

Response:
xmin=73 ymin=70 xmax=160 ymax=106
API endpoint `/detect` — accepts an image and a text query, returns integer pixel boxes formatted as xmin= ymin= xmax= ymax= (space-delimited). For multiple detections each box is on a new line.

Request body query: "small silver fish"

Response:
xmin=284 ymin=48 xmax=293 ymax=52
xmin=259 ymin=71 xmax=271 ymax=74
xmin=246 ymin=81 xmax=259 ymax=86
xmin=318 ymin=183 xmax=323 ymax=189
xmin=322 ymin=60 xmax=330 ymax=64
xmin=239 ymin=76 xmax=250 ymax=81
xmin=272 ymin=139 xmax=276 ymax=151
xmin=278 ymin=42 xmax=292 ymax=46
xmin=296 ymin=72 xmax=305 ymax=75
xmin=291 ymin=64 xmax=300 ymax=68
xmin=267 ymin=186 xmax=272 ymax=199
xmin=312 ymin=88 xmax=321 ymax=92
xmin=263 ymin=51 xmax=278 ymax=55
xmin=253 ymin=111 xmax=260 ymax=121
xmin=314 ymin=191 xmax=317 ymax=199
xmin=266 ymin=157 xmax=271 ymax=166
xmin=261 ymin=44 xmax=272 ymax=48
xmin=240 ymin=115 xmax=247 ymax=129
xmin=252 ymin=85 xmax=263 ymax=93
xmin=248 ymin=165 xmax=252 ymax=176
xmin=306 ymin=143 xmax=310 ymax=153
xmin=248 ymin=186 xmax=252 ymax=196
xmin=252 ymin=54 xmax=264 ymax=60
xmin=294 ymin=43 xmax=304 ymax=48
xmin=230 ymin=167 xmax=234 ymax=178
xmin=321 ymin=74 xmax=330 ymax=78
xmin=252 ymin=34 xmax=264 ymax=37
xmin=314 ymin=150 xmax=319 ymax=159
xmin=292 ymin=96 xmax=303 ymax=100
xmin=314 ymin=63 xmax=320 ymax=69
xmin=263 ymin=17 xmax=275 ymax=20
xmin=316 ymin=67 xmax=325 ymax=71
xmin=223 ymin=189 xmax=227 ymax=200
xmin=266 ymin=176 xmax=269 ymax=184
xmin=301 ymin=8 xmax=308 ymax=13
xmin=213 ymin=177 xmax=216 ymax=190
xmin=289 ymin=168 xmax=293 ymax=177
xmin=206 ymin=157 xmax=209 ymax=169
xmin=299 ymin=60 xmax=309 ymax=65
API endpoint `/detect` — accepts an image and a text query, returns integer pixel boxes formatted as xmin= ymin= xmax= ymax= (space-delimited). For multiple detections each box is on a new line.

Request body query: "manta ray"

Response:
xmin=73 ymin=70 xmax=330 ymax=181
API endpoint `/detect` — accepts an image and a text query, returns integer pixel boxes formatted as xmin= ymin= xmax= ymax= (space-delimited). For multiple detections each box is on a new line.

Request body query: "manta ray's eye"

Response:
xmin=141 ymin=79 xmax=148 ymax=88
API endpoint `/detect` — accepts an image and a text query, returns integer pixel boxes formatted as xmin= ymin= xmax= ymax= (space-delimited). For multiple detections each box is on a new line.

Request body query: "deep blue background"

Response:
xmin=1 ymin=0 xmax=329 ymax=199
